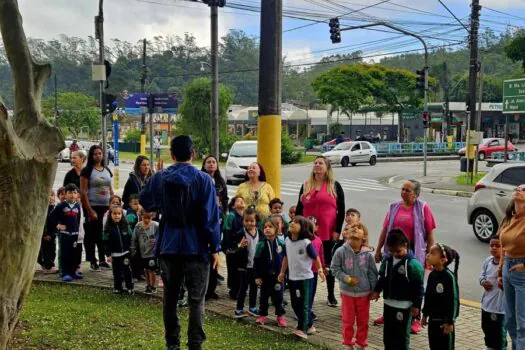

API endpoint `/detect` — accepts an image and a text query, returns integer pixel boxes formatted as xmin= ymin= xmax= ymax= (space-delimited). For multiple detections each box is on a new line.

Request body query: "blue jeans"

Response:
xmin=503 ymin=256 xmax=525 ymax=350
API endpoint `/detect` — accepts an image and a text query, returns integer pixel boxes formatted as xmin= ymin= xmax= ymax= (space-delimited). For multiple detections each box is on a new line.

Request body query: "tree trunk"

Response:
xmin=398 ymin=110 xmax=404 ymax=143
xmin=0 ymin=1 xmax=63 ymax=348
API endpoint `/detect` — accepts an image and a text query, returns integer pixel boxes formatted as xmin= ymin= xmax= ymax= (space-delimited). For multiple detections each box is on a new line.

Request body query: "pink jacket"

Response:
xmin=311 ymin=235 xmax=325 ymax=273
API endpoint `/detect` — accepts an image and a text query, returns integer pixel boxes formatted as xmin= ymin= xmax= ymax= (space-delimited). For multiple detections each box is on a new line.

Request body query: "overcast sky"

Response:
xmin=11 ymin=0 xmax=525 ymax=65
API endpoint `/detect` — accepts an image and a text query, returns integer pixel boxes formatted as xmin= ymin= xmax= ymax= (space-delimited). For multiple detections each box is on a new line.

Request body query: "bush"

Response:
xmin=329 ymin=122 xmax=344 ymax=136
xmin=125 ymin=129 xmax=142 ymax=143
xmin=281 ymin=132 xmax=301 ymax=164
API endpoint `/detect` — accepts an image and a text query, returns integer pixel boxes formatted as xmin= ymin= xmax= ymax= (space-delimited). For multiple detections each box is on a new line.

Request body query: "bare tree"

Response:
xmin=0 ymin=1 xmax=63 ymax=348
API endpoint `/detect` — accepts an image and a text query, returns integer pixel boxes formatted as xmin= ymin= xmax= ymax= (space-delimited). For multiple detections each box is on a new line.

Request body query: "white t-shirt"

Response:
xmin=285 ymin=237 xmax=317 ymax=281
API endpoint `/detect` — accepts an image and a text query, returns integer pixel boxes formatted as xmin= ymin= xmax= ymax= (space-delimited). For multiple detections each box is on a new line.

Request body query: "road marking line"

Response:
xmin=340 ymin=183 xmax=387 ymax=191
xmin=339 ymin=179 xmax=383 ymax=186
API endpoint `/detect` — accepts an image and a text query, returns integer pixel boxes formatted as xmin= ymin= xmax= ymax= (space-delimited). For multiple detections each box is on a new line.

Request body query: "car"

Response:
xmin=57 ymin=140 xmax=73 ymax=162
xmin=467 ymin=163 xmax=525 ymax=242
xmin=322 ymin=141 xmax=378 ymax=167
xmin=321 ymin=137 xmax=352 ymax=152
xmin=458 ymin=138 xmax=517 ymax=161
xmin=223 ymin=140 xmax=257 ymax=184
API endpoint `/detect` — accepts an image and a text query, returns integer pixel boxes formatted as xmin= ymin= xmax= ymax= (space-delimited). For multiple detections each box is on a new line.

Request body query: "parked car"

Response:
xmin=57 ymin=140 xmax=73 ymax=162
xmin=467 ymin=163 xmax=525 ymax=242
xmin=223 ymin=140 xmax=257 ymax=184
xmin=321 ymin=137 xmax=352 ymax=152
xmin=322 ymin=141 xmax=377 ymax=167
xmin=458 ymin=138 xmax=517 ymax=160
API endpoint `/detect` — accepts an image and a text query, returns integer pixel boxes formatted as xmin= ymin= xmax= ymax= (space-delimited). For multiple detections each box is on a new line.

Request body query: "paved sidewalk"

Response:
xmin=33 ymin=258 xmax=493 ymax=350
xmin=387 ymin=174 xmax=476 ymax=198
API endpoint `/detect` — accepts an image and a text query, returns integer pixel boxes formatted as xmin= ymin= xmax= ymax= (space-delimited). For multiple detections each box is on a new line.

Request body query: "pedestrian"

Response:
xmin=38 ymin=190 xmax=58 ymax=274
xmin=269 ymin=198 xmax=291 ymax=223
xmin=345 ymin=208 xmax=369 ymax=247
xmin=103 ymin=205 xmax=134 ymax=295
xmin=70 ymin=139 xmax=79 ymax=154
xmin=154 ymin=136 xmax=161 ymax=160
xmin=296 ymin=156 xmax=345 ymax=307
xmin=233 ymin=207 xmax=261 ymax=318
xmin=288 ymin=205 xmax=297 ymax=222
xmin=48 ymin=184 xmax=82 ymax=282
xmin=331 ymin=223 xmax=378 ymax=350
xmin=479 ymin=236 xmax=507 ymax=350
xmin=122 ymin=155 xmax=153 ymax=210
xmin=222 ymin=196 xmax=245 ymax=300
xmin=307 ymin=216 xmax=325 ymax=324
xmin=497 ymin=185 xmax=525 ymax=350
xmin=374 ymin=180 xmax=436 ymax=333
xmin=103 ymin=195 xmax=124 ymax=228
xmin=132 ymin=209 xmax=159 ymax=294
xmin=270 ymin=213 xmax=286 ymax=244
xmin=125 ymin=193 xmax=142 ymax=281
xmin=63 ymin=150 xmax=86 ymax=188
xmin=422 ymin=243 xmax=460 ymax=350
xmin=75 ymin=191 xmax=85 ymax=276
xmin=139 ymin=135 xmax=221 ymax=350
xmin=278 ymin=215 xmax=326 ymax=339
xmin=236 ymin=162 xmax=275 ymax=219
xmin=57 ymin=186 xmax=66 ymax=202
xmin=80 ymin=144 xmax=114 ymax=272
xmin=370 ymin=229 xmax=424 ymax=350
xmin=254 ymin=217 xmax=287 ymax=328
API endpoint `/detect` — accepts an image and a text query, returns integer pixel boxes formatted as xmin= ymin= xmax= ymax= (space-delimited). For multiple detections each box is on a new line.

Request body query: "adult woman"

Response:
xmin=296 ymin=156 xmax=345 ymax=307
xmin=235 ymin=162 xmax=275 ymax=219
xmin=201 ymin=155 xmax=228 ymax=215
xmin=374 ymin=179 xmax=436 ymax=333
xmin=497 ymin=185 xmax=525 ymax=350
xmin=80 ymin=145 xmax=114 ymax=271
xmin=122 ymin=155 xmax=153 ymax=210
xmin=63 ymin=150 xmax=86 ymax=188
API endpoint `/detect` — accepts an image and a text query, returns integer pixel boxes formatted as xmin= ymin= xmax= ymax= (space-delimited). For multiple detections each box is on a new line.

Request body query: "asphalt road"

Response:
xmin=54 ymin=159 xmax=489 ymax=302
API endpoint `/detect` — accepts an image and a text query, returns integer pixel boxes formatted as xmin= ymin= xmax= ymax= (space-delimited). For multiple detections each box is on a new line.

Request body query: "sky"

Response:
xmin=11 ymin=0 xmax=525 ymax=67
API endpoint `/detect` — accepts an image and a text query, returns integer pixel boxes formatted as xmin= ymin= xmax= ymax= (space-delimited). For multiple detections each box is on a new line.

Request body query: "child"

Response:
xmin=422 ymin=243 xmax=460 ymax=350
xmin=75 ymin=192 xmax=85 ymax=275
xmin=56 ymin=186 xmax=66 ymax=202
xmin=38 ymin=191 xmax=58 ymax=274
xmin=222 ymin=196 xmax=245 ymax=299
xmin=278 ymin=216 xmax=325 ymax=339
xmin=288 ymin=205 xmax=297 ymax=222
xmin=345 ymin=208 xmax=369 ymax=247
xmin=126 ymin=194 xmax=142 ymax=281
xmin=370 ymin=229 xmax=424 ymax=350
xmin=332 ymin=223 xmax=378 ymax=350
xmin=103 ymin=205 xmax=134 ymax=295
xmin=48 ymin=184 xmax=82 ymax=282
xmin=307 ymin=216 xmax=325 ymax=323
xmin=132 ymin=210 xmax=159 ymax=294
xmin=254 ymin=217 xmax=287 ymax=327
xmin=103 ymin=195 xmax=124 ymax=227
xmin=479 ymin=236 xmax=506 ymax=350
xmin=269 ymin=198 xmax=291 ymax=223
xmin=233 ymin=207 xmax=260 ymax=318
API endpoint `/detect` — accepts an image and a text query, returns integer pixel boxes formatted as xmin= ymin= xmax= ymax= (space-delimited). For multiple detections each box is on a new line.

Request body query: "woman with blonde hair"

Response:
xmin=63 ymin=150 xmax=87 ymax=188
xmin=296 ymin=156 xmax=345 ymax=307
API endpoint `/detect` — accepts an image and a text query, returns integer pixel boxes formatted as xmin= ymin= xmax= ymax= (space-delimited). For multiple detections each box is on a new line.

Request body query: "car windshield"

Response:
xmin=333 ymin=142 xmax=352 ymax=151
xmin=230 ymin=143 xmax=257 ymax=157
xmin=482 ymin=138 xmax=498 ymax=146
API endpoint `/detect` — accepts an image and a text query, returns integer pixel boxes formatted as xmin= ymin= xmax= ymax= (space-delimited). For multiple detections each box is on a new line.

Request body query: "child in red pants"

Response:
xmin=331 ymin=223 xmax=378 ymax=349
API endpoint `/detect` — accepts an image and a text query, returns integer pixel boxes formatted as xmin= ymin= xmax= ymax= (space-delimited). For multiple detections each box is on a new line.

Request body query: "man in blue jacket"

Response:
xmin=140 ymin=135 xmax=221 ymax=350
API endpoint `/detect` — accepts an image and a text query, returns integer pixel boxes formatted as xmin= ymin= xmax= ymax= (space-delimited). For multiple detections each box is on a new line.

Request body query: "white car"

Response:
xmin=223 ymin=140 xmax=257 ymax=184
xmin=57 ymin=140 xmax=72 ymax=162
xmin=322 ymin=141 xmax=378 ymax=167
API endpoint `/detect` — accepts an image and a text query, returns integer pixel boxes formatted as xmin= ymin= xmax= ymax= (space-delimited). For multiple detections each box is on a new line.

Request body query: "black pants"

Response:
xmin=160 ymin=255 xmax=209 ymax=350
xmin=226 ymin=253 xmax=239 ymax=297
xmin=131 ymin=250 xmax=143 ymax=279
xmin=60 ymin=233 xmax=78 ymax=277
xmin=322 ymin=240 xmax=336 ymax=298
xmin=236 ymin=268 xmax=257 ymax=310
xmin=383 ymin=304 xmax=412 ymax=350
xmin=482 ymin=310 xmax=507 ymax=350
xmin=111 ymin=253 xmax=133 ymax=291
xmin=38 ymin=237 xmax=56 ymax=270
xmin=289 ymin=278 xmax=314 ymax=332
xmin=75 ymin=242 xmax=83 ymax=269
xmin=83 ymin=206 xmax=108 ymax=264
xmin=428 ymin=319 xmax=455 ymax=350
xmin=206 ymin=264 xmax=218 ymax=297
xmin=259 ymin=274 xmax=285 ymax=317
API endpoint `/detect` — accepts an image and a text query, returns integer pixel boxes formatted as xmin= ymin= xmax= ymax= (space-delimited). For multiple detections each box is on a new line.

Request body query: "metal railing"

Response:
xmin=492 ymin=151 xmax=525 ymax=161
xmin=374 ymin=142 xmax=465 ymax=154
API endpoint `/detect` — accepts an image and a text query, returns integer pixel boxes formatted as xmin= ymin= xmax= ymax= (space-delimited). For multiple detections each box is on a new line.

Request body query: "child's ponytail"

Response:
xmin=440 ymin=243 xmax=460 ymax=280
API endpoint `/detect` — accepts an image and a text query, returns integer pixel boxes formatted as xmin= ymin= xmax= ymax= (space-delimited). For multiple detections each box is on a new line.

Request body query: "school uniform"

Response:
xmin=103 ymin=224 xmax=133 ymax=291
xmin=222 ymin=211 xmax=244 ymax=298
xmin=38 ymin=205 xmax=57 ymax=270
xmin=233 ymin=228 xmax=260 ymax=311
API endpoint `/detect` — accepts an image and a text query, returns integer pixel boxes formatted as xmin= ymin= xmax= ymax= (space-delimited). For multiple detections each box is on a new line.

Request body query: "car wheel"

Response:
xmin=478 ymin=152 xmax=485 ymax=161
xmin=369 ymin=156 xmax=377 ymax=166
xmin=472 ymin=209 xmax=498 ymax=243
xmin=341 ymin=157 xmax=349 ymax=167
xmin=351 ymin=162 xmax=357 ymax=166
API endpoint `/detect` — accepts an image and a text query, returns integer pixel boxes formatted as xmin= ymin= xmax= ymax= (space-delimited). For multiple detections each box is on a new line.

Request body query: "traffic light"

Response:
xmin=104 ymin=93 xmax=118 ymax=114
xmin=329 ymin=18 xmax=341 ymax=44
xmin=416 ymin=68 xmax=425 ymax=90
xmin=422 ymin=111 xmax=430 ymax=128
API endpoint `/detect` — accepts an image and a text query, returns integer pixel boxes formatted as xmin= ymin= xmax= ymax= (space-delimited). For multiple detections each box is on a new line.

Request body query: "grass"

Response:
xmin=299 ymin=154 xmax=317 ymax=164
xmin=11 ymin=283 xmax=324 ymax=350
xmin=456 ymin=172 xmax=486 ymax=186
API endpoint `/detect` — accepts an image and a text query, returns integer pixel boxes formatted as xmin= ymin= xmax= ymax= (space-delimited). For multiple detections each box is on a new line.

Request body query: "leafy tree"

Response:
xmin=505 ymin=33 xmax=525 ymax=72
xmin=281 ymin=132 xmax=301 ymax=164
xmin=42 ymin=92 xmax=100 ymax=138
xmin=329 ymin=122 xmax=344 ymax=136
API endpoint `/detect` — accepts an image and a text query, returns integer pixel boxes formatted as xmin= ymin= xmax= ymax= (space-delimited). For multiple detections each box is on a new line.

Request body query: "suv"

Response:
xmin=467 ymin=163 xmax=525 ymax=242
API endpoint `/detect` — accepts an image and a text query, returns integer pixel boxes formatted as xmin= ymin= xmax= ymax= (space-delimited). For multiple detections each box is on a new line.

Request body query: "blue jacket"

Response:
xmin=254 ymin=236 xmax=285 ymax=278
xmin=140 ymin=163 xmax=221 ymax=262
xmin=103 ymin=225 xmax=133 ymax=257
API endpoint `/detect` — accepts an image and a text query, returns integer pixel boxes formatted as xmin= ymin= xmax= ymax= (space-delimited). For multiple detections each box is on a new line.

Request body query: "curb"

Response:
xmin=387 ymin=175 xmax=474 ymax=198
xmin=460 ymin=298 xmax=481 ymax=309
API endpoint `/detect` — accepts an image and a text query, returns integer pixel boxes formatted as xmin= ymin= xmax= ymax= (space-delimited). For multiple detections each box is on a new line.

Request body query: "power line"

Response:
xmin=484 ymin=6 xmax=525 ymax=22
xmin=436 ymin=0 xmax=470 ymax=32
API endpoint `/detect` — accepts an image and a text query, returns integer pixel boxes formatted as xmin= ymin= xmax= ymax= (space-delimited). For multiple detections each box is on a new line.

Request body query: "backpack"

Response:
xmin=162 ymin=181 xmax=195 ymax=228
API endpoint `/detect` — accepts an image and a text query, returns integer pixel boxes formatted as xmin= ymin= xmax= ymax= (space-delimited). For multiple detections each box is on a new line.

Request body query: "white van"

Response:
xmin=222 ymin=140 xmax=257 ymax=184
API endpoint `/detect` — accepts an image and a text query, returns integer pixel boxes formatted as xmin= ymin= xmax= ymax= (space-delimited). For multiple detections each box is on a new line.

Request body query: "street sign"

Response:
xmin=152 ymin=93 xmax=178 ymax=114
xmin=503 ymin=78 xmax=525 ymax=114
xmin=124 ymin=92 xmax=178 ymax=115
xmin=123 ymin=92 xmax=148 ymax=115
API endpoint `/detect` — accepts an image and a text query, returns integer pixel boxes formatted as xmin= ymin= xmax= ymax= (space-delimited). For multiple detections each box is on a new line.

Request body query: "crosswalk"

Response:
xmin=227 ymin=178 xmax=389 ymax=198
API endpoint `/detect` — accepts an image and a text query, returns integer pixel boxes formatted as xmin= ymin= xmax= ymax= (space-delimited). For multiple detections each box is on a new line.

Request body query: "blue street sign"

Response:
xmin=152 ymin=93 xmax=178 ymax=114
xmin=124 ymin=92 xmax=178 ymax=115
xmin=123 ymin=93 xmax=148 ymax=115
xmin=113 ymin=114 xmax=119 ymax=167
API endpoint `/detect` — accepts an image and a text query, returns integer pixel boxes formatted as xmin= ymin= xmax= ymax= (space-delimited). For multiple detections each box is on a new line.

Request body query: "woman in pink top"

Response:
xmin=296 ymin=156 xmax=345 ymax=307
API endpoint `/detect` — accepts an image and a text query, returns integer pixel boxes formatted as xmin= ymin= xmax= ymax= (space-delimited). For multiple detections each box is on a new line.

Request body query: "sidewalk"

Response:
xmin=387 ymin=174 xmax=475 ymax=198
xmin=34 ymin=259 xmax=489 ymax=349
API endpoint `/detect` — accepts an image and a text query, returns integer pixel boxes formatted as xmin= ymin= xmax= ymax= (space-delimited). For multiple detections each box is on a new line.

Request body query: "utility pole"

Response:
xmin=210 ymin=2 xmax=219 ymax=159
xmin=444 ymin=62 xmax=450 ymax=139
xmin=467 ymin=0 xmax=481 ymax=129
xmin=96 ymin=0 xmax=107 ymax=166
xmin=258 ymin=0 xmax=282 ymax=196
xmin=140 ymin=38 xmax=147 ymax=156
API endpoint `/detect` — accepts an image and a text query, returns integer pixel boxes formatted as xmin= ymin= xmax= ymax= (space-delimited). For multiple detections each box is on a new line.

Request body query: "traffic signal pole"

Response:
xmin=96 ymin=0 xmax=107 ymax=166
xmin=140 ymin=39 xmax=147 ymax=156
xmin=258 ymin=0 xmax=282 ymax=197
xmin=210 ymin=2 xmax=219 ymax=159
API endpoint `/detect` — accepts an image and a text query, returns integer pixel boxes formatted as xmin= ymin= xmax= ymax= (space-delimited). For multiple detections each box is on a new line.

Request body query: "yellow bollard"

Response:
xmin=257 ymin=115 xmax=281 ymax=198
xmin=140 ymin=134 xmax=146 ymax=156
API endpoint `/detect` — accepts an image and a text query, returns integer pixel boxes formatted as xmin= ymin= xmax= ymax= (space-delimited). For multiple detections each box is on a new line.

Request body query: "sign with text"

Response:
xmin=124 ymin=92 xmax=178 ymax=115
xmin=503 ymin=78 xmax=525 ymax=114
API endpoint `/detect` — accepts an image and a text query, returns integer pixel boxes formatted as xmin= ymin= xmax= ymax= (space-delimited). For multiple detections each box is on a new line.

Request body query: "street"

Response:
xmin=54 ymin=159 xmax=490 ymax=302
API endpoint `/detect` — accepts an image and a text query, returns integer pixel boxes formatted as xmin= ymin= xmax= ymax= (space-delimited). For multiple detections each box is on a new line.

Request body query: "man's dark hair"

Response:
xmin=386 ymin=228 xmax=409 ymax=248
xmin=64 ymin=183 xmax=79 ymax=193
xmin=170 ymin=135 xmax=193 ymax=162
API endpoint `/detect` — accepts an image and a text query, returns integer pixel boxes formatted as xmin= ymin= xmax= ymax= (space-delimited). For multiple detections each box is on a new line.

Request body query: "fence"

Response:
xmin=492 ymin=151 xmax=525 ymax=161
xmin=373 ymin=142 xmax=465 ymax=154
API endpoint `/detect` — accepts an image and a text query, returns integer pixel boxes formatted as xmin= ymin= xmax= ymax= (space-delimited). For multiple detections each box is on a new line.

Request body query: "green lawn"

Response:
xmin=11 ymin=283 xmax=324 ymax=350
xmin=456 ymin=172 xmax=486 ymax=185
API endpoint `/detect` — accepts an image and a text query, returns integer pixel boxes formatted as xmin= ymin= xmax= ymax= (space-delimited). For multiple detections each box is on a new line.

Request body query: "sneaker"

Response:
xmin=61 ymin=275 xmax=73 ymax=282
xmin=145 ymin=286 xmax=152 ymax=294
xmin=312 ymin=312 xmax=318 ymax=322
xmin=373 ymin=315 xmax=384 ymax=326
xmin=217 ymin=273 xmax=225 ymax=282
xmin=151 ymin=287 xmax=157 ymax=294
xmin=294 ymin=329 xmax=308 ymax=339
xmin=276 ymin=315 xmax=287 ymax=328
xmin=255 ymin=316 xmax=267 ymax=325
xmin=113 ymin=289 xmax=123 ymax=294
xmin=90 ymin=262 xmax=100 ymax=271
xmin=127 ymin=289 xmax=135 ymax=296
xmin=327 ymin=295 xmax=338 ymax=307
xmin=248 ymin=307 xmax=259 ymax=317
xmin=72 ymin=273 xmax=83 ymax=280
xmin=99 ymin=261 xmax=112 ymax=270
xmin=177 ymin=299 xmax=188 ymax=307
xmin=307 ymin=325 xmax=317 ymax=335
xmin=234 ymin=310 xmax=246 ymax=318
xmin=410 ymin=319 xmax=422 ymax=334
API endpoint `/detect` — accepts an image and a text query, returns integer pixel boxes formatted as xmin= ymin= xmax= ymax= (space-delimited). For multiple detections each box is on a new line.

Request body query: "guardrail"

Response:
xmin=492 ymin=151 xmax=525 ymax=161
xmin=321 ymin=141 xmax=465 ymax=154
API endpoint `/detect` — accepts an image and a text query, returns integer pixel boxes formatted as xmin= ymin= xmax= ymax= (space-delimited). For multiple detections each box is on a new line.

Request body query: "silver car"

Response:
xmin=467 ymin=163 xmax=525 ymax=242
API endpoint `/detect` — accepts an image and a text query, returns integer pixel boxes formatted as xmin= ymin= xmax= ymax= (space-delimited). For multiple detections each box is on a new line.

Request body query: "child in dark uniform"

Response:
xmin=38 ymin=191 xmax=58 ymax=274
xmin=422 ymin=243 xmax=460 ymax=350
